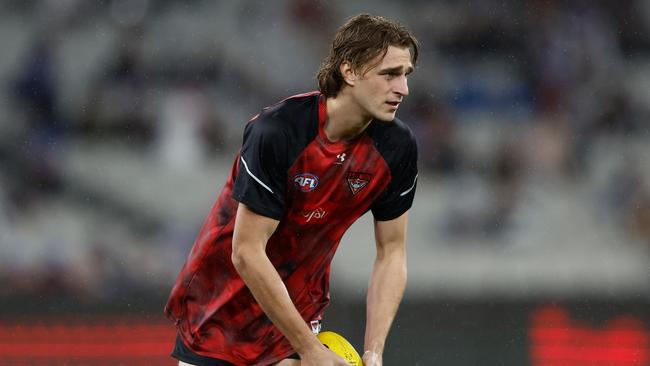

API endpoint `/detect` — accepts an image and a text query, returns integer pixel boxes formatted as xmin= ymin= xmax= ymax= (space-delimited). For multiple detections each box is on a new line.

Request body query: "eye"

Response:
xmin=385 ymin=72 xmax=399 ymax=80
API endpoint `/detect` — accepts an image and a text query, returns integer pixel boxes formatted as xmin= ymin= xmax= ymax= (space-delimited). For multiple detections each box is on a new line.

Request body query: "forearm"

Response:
xmin=232 ymin=248 xmax=321 ymax=354
xmin=364 ymin=250 xmax=407 ymax=355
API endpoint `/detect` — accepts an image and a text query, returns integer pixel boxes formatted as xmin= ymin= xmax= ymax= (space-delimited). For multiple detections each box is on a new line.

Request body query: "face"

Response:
xmin=345 ymin=45 xmax=414 ymax=122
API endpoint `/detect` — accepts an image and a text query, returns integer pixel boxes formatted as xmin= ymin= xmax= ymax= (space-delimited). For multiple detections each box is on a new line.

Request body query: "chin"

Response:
xmin=374 ymin=112 xmax=397 ymax=122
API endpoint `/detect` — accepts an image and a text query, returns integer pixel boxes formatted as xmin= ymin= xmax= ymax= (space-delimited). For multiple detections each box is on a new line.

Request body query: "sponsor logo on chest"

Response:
xmin=302 ymin=207 xmax=327 ymax=222
xmin=293 ymin=173 xmax=319 ymax=192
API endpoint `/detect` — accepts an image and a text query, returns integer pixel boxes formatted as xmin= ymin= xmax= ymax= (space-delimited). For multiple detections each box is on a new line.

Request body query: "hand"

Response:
xmin=299 ymin=345 xmax=349 ymax=366
xmin=362 ymin=350 xmax=382 ymax=366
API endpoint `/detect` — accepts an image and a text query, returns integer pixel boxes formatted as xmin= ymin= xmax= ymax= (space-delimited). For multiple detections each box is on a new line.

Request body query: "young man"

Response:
xmin=165 ymin=14 xmax=419 ymax=366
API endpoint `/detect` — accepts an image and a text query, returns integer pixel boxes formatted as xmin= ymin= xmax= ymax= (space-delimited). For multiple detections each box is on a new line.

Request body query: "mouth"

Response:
xmin=386 ymin=101 xmax=400 ymax=109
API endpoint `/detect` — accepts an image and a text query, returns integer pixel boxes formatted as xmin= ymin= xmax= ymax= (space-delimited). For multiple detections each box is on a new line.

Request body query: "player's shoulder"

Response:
xmin=253 ymin=91 xmax=320 ymax=130
xmin=242 ymin=92 xmax=320 ymax=156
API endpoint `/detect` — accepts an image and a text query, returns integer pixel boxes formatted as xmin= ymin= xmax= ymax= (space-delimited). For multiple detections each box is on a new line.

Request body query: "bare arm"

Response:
xmin=231 ymin=203 xmax=346 ymax=365
xmin=363 ymin=211 xmax=409 ymax=365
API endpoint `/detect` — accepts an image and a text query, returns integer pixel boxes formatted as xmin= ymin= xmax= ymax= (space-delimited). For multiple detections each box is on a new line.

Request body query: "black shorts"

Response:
xmin=171 ymin=335 xmax=300 ymax=365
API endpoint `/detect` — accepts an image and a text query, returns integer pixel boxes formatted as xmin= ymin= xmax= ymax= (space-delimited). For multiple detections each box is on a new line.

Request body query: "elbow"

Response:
xmin=231 ymin=244 xmax=249 ymax=274
xmin=231 ymin=240 xmax=264 ymax=275
xmin=376 ymin=242 xmax=407 ymax=262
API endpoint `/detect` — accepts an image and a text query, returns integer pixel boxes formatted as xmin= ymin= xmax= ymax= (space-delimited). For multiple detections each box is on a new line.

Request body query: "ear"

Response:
xmin=339 ymin=61 xmax=358 ymax=86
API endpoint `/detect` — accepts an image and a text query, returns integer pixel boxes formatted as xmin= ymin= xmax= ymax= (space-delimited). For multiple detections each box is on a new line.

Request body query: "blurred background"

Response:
xmin=1 ymin=0 xmax=649 ymax=365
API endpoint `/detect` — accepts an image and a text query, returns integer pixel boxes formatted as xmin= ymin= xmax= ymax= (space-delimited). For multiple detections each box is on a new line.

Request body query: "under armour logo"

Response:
xmin=335 ymin=153 xmax=346 ymax=164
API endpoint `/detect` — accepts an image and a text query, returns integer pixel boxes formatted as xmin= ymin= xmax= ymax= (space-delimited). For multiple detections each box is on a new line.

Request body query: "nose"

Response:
xmin=394 ymin=75 xmax=409 ymax=97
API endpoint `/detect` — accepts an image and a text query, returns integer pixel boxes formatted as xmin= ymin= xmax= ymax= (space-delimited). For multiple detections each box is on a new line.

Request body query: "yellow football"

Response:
xmin=317 ymin=331 xmax=364 ymax=366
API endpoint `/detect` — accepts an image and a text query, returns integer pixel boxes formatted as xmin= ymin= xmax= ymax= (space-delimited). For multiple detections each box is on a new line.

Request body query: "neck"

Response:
xmin=324 ymin=92 xmax=372 ymax=142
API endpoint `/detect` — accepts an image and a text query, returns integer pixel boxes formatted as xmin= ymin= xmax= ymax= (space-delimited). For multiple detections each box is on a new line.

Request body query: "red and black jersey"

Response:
xmin=164 ymin=92 xmax=418 ymax=365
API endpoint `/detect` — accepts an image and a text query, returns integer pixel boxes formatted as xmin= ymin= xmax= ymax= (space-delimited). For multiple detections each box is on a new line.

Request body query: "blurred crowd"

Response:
xmin=0 ymin=0 xmax=649 ymax=302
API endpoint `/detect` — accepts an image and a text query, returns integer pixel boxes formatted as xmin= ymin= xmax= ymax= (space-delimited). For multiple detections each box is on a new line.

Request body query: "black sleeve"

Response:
xmin=232 ymin=112 xmax=288 ymax=220
xmin=371 ymin=130 xmax=418 ymax=221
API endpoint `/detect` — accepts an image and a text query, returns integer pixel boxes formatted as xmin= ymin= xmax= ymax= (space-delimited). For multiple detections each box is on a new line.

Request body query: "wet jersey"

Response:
xmin=164 ymin=92 xmax=418 ymax=365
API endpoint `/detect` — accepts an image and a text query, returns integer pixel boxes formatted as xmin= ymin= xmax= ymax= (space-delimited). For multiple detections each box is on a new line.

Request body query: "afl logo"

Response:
xmin=293 ymin=173 xmax=319 ymax=192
